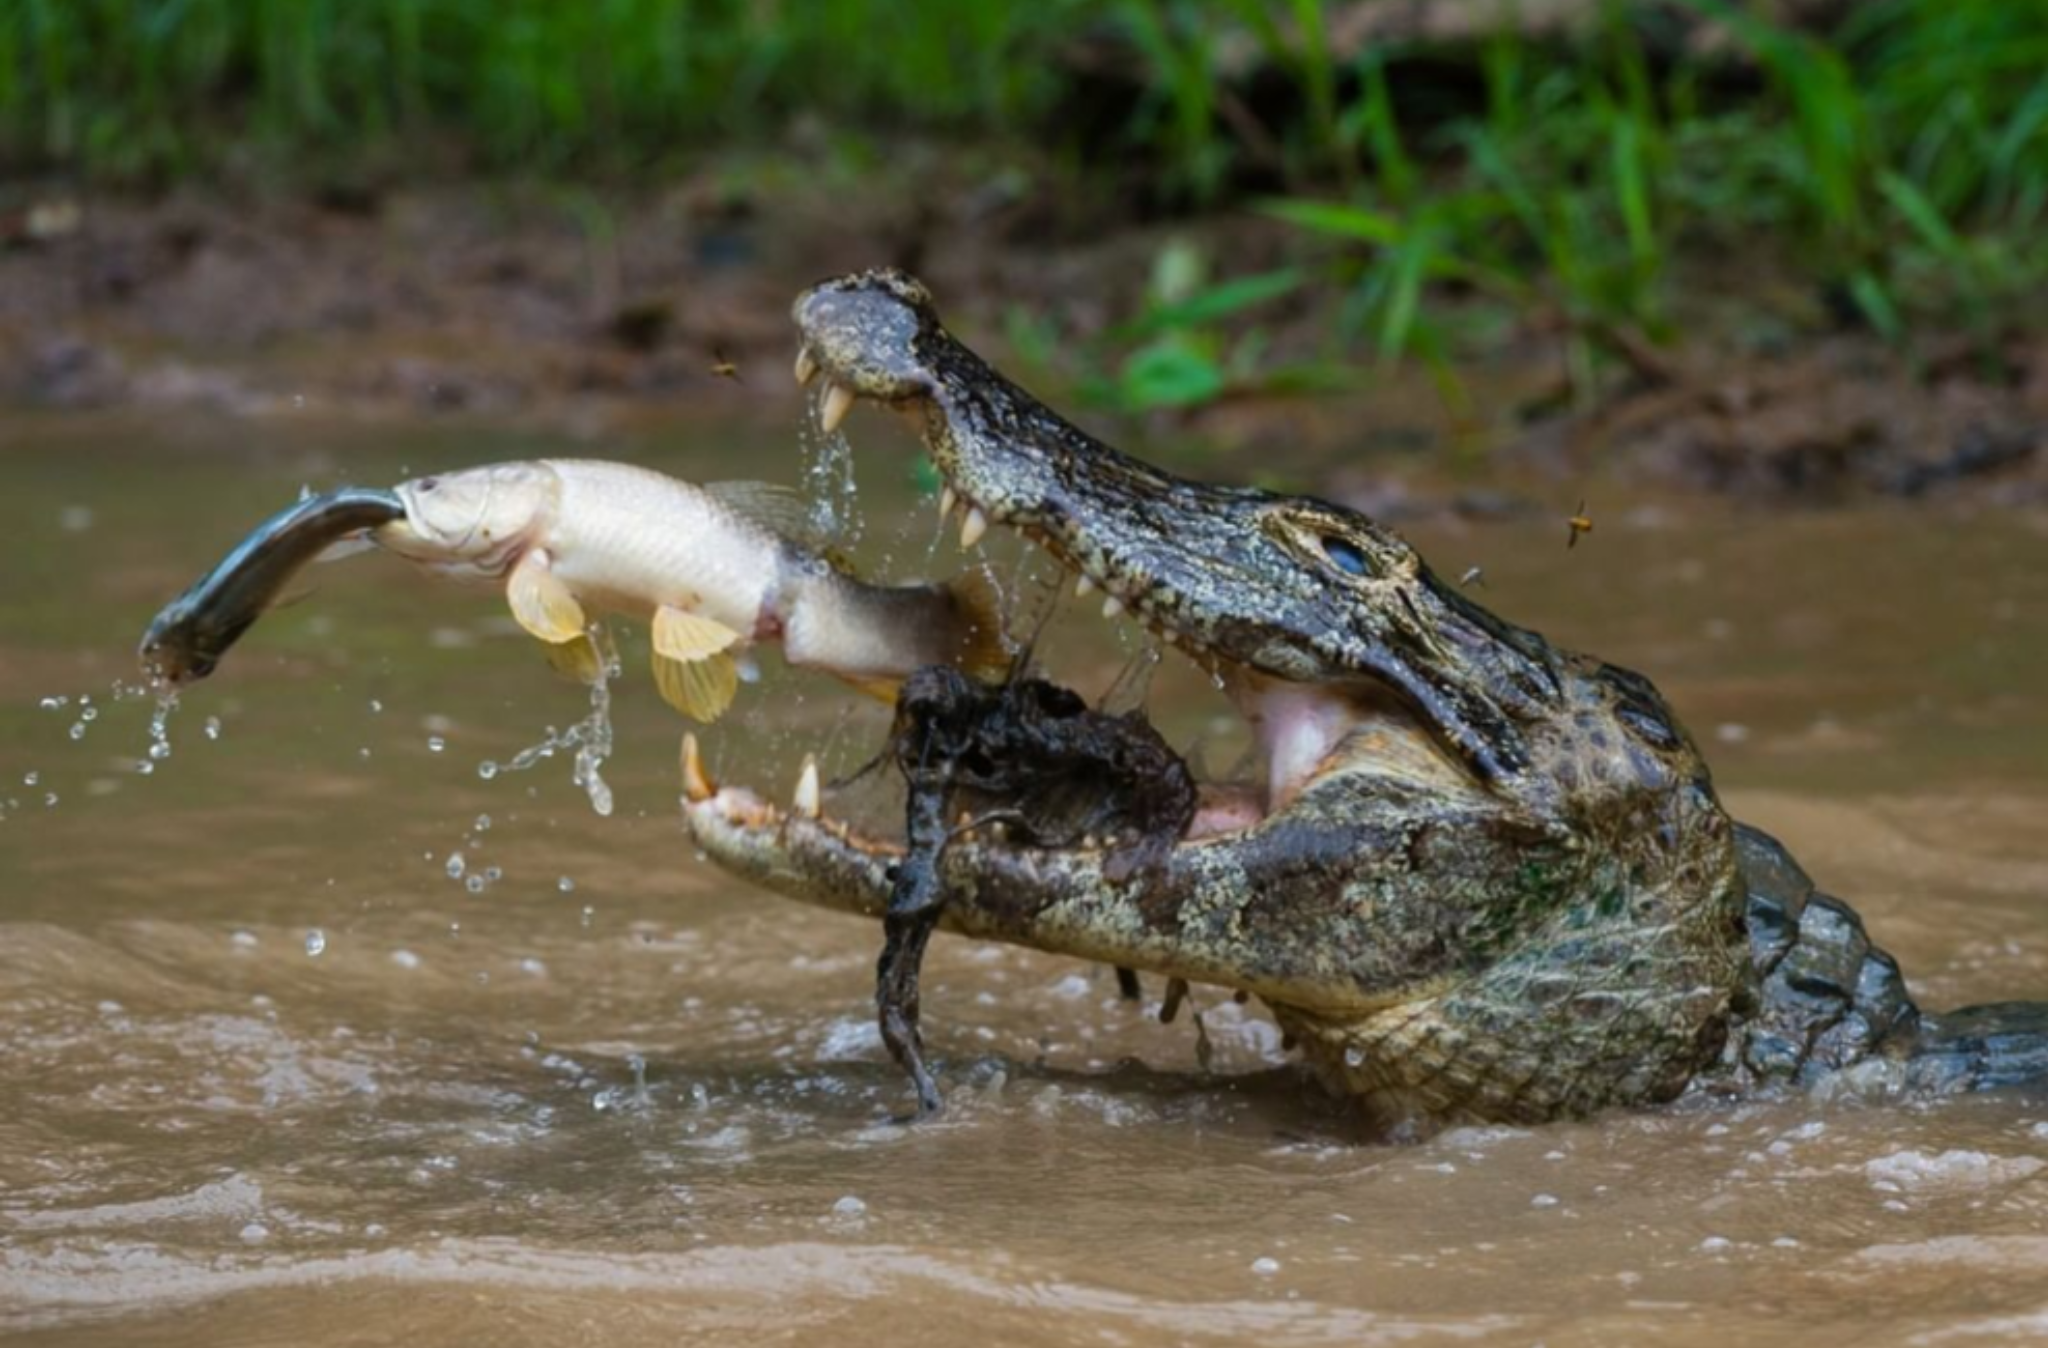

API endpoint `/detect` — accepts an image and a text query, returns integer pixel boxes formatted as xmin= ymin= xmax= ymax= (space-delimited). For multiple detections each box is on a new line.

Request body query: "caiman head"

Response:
xmin=687 ymin=269 xmax=1751 ymax=1133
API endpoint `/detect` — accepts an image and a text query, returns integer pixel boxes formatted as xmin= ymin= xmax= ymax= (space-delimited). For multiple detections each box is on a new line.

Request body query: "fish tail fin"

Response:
xmin=945 ymin=569 xmax=1011 ymax=684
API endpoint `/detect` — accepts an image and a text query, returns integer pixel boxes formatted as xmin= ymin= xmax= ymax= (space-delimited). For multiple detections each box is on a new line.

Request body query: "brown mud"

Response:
xmin=4 ymin=175 xmax=2044 ymax=510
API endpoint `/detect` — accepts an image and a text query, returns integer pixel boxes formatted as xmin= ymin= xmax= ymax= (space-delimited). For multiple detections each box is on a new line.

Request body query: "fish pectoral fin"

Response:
xmin=653 ymin=649 xmax=740 ymax=722
xmin=652 ymin=606 xmax=742 ymax=662
xmin=543 ymin=633 xmax=605 ymax=685
xmin=312 ymin=533 xmax=378 ymax=565
xmin=506 ymin=550 xmax=587 ymax=643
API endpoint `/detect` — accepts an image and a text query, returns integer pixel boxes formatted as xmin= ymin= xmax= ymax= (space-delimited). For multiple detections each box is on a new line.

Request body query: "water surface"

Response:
xmin=3 ymin=410 xmax=2046 ymax=1346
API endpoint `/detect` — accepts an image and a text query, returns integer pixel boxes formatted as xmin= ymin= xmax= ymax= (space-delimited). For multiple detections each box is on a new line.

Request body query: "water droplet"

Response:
xmin=22 ymin=771 xmax=38 ymax=787
xmin=557 ymin=877 xmax=575 ymax=893
xmin=369 ymin=699 xmax=384 ymax=713
xmin=426 ymin=735 xmax=446 ymax=753
xmin=391 ymin=949 xmax=421 ymax=970
xmin=483 ymin=866 xmax=502 ymax=882
xmin=44 ymin=792 xmax=58 ymax=807
xmin=38 ymin=696 xmax=68 ymax=711
xmin=1343 ymin=1044 xmax=1365 ymax=1069
xmin=204 ymin=717 xmax=222 ymax=740
xmin=832 ymin=1195 xmax=868 ymax=1218
xmin=477 ymin=761 xmax=498 ymax=780
xmin=82 ymin=706 xmax=99 ymax=723
xmin=305 ymin=929 xmax=327 ymax=957
xmin=148 ymin=740 xmax=171 ymax=761
xmin=445 ymin=853 xmax=466 ymax=879
xmin=1250 ymin=1257 xmax=1281 ymax=1276
xmin=67 ymin=723 xmax=86 ymax=740
xmin=464 ymin=876 xmax=485 ymax=894
xmin=474 ymin=814 xmax=492 ymax=832
xmin=239 ymin=1222 xmax=269 ymax=1245
xmin=580 ymin=905 xmax=595 ymax=928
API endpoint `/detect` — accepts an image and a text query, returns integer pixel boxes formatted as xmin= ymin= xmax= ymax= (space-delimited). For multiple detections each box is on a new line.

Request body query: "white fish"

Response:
xmin=373 ymin=459 xmax=1006 ymax=721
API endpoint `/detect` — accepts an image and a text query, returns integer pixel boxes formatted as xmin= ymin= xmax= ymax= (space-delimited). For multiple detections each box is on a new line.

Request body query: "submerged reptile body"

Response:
xmin=686 ymin=270 xmax=2047 ymax=1133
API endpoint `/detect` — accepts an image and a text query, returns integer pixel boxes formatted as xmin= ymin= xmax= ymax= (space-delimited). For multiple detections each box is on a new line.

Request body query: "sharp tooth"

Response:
xmin=939 ymin=486 xmax=957 ymax=520
xmin=1074 ymin=573 xmax=1095 ymax=597
xmin=681 ymin=732 xmax=716 ymax=803
xmin=794 ymin=346 xmax=818 ymax=387
xmin=959 ymin=507 xmax=988 ymax=549
xmin=820 ymin=383 xmax=855 ymax=434
xmin=794 ymin=754 xmax=821 ymax=818
xmin=1101 ymin=595 xmax=1123 ymax=619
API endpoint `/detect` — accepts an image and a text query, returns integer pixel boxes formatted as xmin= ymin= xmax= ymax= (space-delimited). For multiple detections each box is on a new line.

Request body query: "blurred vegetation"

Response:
xmin=5 ymin=0 xmax=2047 ymax=410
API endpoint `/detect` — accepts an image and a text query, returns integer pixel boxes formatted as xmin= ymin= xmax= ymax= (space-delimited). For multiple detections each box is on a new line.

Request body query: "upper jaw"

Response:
xmin=790 ymin=269 xmax=1534 ymax=793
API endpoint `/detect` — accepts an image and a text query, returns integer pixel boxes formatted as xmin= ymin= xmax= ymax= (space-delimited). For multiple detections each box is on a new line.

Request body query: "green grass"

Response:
xmin=0 ymin=0 xmax=1088 ymax=177
xmin=5 ymin=0 xmax=2047 ymax=409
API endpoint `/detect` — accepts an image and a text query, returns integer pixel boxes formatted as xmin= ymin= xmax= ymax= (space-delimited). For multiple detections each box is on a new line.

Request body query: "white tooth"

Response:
xmin=939 ymin=486 xmax=957 ymax=520
xmin=820 ymin=382 xmax=855 ymax=434
xmin=681 ymin=732 xmax=716 ymax=803
xmin=794 ymin=346 xmax=818 ymax=386
xmin=960 ymin=507 xmax=988 ymax=549
xmin=1101 ymin=596 xmax=1123 ymax=619
xmin=794 ymin=754 xmax=821 ymax=819
xmin=1074 ymin=573 xmax=1095 ymax=597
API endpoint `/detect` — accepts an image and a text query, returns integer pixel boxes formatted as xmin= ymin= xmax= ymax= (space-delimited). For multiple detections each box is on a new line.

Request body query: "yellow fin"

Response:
xmin=945 ymin=569 xmax=1012 ymax=683
xmin=843 ymin=674 xmax=904 ymax=704
xmin=506 ymin=550 xmax=586 ymax=643
xmin=652 ymin=606 xmax=742 ymax=662
xmin=543 ymin=633 xmax=604 ymax=685
xmin=653 ymin=649 xmax=739 ymax=722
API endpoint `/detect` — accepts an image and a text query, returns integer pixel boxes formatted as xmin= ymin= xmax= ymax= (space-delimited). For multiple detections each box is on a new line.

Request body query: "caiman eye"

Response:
xmin=1322 ymin=536 xmax=1371 ymax=577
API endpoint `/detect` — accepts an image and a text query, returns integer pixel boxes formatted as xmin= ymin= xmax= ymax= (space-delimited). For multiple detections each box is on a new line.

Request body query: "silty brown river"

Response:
xmin=2 ymin=408 xmax=2045 ymax=1346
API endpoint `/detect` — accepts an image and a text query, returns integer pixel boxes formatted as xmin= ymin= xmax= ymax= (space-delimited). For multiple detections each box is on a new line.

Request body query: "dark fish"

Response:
xmin=139 ymin=487 xmax=405 ymax=684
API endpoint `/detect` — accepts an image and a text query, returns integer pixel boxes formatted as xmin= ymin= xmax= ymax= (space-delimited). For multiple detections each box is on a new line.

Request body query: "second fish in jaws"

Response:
xmin=373 ymin=459 xmax=1009 ymax=721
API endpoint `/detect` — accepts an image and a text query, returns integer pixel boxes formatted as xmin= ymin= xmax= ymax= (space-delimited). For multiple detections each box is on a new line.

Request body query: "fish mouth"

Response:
xmin=688 ymin=276 xmax=1479 ymax=874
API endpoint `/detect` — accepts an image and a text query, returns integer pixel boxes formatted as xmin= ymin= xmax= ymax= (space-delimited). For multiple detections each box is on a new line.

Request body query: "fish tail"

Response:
xmin=945 ymin=569 xmax=1011 ymax=684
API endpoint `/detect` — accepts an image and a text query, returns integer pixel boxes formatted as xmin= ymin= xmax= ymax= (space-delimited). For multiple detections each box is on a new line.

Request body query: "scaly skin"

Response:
xmin=685 ymin=270 xmax=2046 ymax=1133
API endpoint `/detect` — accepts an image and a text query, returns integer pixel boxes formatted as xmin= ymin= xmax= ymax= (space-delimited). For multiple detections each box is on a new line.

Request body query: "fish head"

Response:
xmin=377 ymin=463 xmax=556 ymax=577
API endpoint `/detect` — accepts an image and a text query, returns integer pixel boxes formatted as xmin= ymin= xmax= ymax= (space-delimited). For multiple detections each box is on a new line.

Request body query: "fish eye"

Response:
xmin=416 ymin=478 xmax=439 ymax=493
xmin=1322 ymin=536 xmax=1371 ymax=577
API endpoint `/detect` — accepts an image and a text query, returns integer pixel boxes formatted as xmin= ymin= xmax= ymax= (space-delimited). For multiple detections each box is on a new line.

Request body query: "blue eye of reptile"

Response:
xmin=1322 ymin=537 xmax=1370 ymax=577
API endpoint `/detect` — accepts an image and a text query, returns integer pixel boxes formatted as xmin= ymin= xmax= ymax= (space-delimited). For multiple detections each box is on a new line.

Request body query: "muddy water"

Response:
xmin=2 ymin=409 xmax=2046 ymax=1347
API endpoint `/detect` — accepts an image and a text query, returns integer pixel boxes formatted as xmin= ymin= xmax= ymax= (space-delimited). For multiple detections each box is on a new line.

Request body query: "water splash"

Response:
xmin=801 ymin=385 xmax=864 ymax=545
xmin=478 ymin=628 xmax=619 ymax=817
xmin=144 ymin=688 xmax=180 ymax=769
xmin=304 ymin=929 xmax=327 ymax=957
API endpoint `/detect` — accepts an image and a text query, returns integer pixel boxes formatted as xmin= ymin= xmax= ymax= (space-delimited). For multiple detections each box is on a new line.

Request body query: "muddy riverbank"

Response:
xmin=6 ymin=175 xmax=2045 ymax=509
